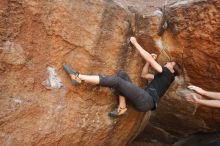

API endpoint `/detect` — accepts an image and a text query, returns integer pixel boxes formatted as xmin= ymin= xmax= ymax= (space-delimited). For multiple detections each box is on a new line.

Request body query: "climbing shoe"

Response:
xmin=63 ymin=64 xmax=81 ymax=86
xmin=108 ymin=106 xmax=128 ymax=117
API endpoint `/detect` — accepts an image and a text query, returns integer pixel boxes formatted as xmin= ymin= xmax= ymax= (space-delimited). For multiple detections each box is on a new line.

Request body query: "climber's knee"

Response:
xmin=117 ymin=71 xmax=132 ymax=83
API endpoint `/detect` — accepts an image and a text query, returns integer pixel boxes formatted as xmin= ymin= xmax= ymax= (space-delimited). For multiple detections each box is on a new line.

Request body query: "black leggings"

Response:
xmin=99 ymin=71 xmax=155 ymax=112
xmin=115 ymin=71 xmax=132 ymax=96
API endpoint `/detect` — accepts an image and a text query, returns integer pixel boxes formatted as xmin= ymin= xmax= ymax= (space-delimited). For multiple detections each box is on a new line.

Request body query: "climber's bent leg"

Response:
xmin=99 ymin=75 xmax=154 ymax=112
xmin=117 ymin=70 xmax=132 ymax=82
xmin=108 ymin=95 xmax=128 ymax=117
xmin=115 ymin=70 xmax=132 ymax=96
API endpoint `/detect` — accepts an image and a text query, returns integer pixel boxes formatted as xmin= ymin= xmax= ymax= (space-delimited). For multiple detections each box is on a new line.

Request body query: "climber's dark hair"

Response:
xmin=173 ymin=61 xmax=182 ymax=76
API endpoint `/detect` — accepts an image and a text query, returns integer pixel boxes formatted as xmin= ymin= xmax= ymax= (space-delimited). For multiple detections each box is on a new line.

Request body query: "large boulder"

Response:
xmin=1 ymin=0 xmax=220 ymax=146
xmin=0 ymin=0 xmax=150 ymax=145
xmin=131 ymin=0 xmax=220 ymax=145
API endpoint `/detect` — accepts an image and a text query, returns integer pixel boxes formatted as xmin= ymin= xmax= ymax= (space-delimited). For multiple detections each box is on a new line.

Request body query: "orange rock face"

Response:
xmin=132 ymin=0 xmax=220 ymax=145
xmin=0 ymin=0 xmax=150 ymax=145
xmin=0 ymin=0 xmax=220 ymax=146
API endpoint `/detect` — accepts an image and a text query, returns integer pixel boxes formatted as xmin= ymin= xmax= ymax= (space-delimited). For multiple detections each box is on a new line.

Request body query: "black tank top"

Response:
xmin=145 ymin=67 xmax=175 ymax=97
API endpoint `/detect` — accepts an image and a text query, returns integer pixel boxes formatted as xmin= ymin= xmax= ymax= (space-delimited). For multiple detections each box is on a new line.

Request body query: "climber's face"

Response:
xmin=164 ymin=61 xmax=176 ymax=70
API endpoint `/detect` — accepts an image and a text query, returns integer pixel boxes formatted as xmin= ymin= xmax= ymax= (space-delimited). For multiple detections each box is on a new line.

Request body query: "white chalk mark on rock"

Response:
xmin=153 ymin=10 xmax=163 ymax=17
xmin=143 ymin=10 xmax=163 ymax=18
xmin=14 ymin=99 xmax=22 ymax=104
xmin=42 ymin=67 xmax=63 ymax=89
xmin=170 ymin=0 xmax=189 ymax=7
xmin=155 ymin=38 xmax=163 ymax=50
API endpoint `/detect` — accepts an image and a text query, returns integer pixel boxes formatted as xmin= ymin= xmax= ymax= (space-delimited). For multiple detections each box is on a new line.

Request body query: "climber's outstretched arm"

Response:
xmin=188 ymin=85 xmax=220 ymax=100
xmin=198 ymin=100 xmax=220 ymax=108
xmin=185 ymin=94 xmax=220 ymax=108
xmin=130 ymin=37 xmax=162 ymax=73
xmin=203 ymin=91 xmax=220 ymax=100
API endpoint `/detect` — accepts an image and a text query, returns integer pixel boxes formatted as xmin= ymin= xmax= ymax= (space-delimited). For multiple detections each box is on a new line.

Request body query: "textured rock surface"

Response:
xmin=0 ymin=0 xmax=150 ymax=146
xmin=0 ymin=0 xmax=220 ymax=146
xmin=132 ymin=0 xmax=220 ymax=145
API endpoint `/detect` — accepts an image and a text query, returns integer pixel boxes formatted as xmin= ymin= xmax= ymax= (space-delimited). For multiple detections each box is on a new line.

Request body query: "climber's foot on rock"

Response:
xmin=108 ymin=106 xmax=128 ymax=117
xmin=63 ymin=64 xmax=81 ymax=86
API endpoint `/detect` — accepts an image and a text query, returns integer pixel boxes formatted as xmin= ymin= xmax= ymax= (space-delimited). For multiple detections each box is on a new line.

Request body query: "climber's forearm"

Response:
xmin=132 ymin=41 xmax=154 ymax=63
xmin=188 ymin=85 xmax=220 ymax=100
xmin=203 ymin=91 xmax=220 ymax=100
xmin=141 ymin=62 xmax=150 ymax=76
xmin=130 ymin=38 xmax=162 ymax=73
xmin=141 ymin=62 xmax=154 ymax=80
xmin=197 ymin=99 xmax=220 ymax=108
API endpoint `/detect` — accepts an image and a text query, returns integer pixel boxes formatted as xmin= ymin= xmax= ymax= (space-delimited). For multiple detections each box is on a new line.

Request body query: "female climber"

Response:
xmin=63 ymin=37 xmax=182 ymax=117
xmin=184 ymin=85 xmax=220 ymax=108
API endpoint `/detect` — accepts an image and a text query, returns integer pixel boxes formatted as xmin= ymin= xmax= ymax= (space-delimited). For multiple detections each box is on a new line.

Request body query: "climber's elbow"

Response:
xmin=141 ymin=74 xmax=154 ymax=80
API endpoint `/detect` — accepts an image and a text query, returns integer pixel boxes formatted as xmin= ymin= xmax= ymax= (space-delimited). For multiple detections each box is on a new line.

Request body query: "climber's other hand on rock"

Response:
xmin=188 ymin=85 xmax=206 ymax=95
xmin=184 ymin=94 xmax=198 ymax=104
